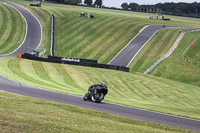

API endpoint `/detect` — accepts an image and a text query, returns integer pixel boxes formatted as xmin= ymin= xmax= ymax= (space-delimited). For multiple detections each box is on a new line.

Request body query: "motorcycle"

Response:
xmin=83 ymin=85 xmax=108 ymax=103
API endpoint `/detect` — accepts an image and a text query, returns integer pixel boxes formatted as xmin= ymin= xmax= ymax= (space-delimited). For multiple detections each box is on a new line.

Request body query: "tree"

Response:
xmin=94 ymin=0 xmax=102 ymax=8
xmin=84 ymin=0 xmax=93 ymax=6
xmin=129 ymin=2 xmax=139 ymax=11
xmin=120 ymin=1 xmax=200 ymax=18
xmin=64 ymin=0 xmax=82 ymax=5
xmin=121 ymin=3 xmax=129 ymax=10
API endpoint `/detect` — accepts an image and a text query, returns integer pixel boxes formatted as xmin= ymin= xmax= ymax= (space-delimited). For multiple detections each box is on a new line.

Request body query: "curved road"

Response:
xmin=0 ymin=75 xmax=200 ymax=132
xmin=0 ymin=0 xmax=42 ymax=57
xmin=108 ymin=25 xmax=187 ymax=67
xmin=0 ymin=1 xmax=200 ymax=132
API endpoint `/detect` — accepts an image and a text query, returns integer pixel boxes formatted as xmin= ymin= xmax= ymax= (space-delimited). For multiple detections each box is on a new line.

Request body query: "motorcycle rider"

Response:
xmin=88 ymin=81 xmax=108 ymax=97
xmin=83 ymin=81 xmax=108 ymax=102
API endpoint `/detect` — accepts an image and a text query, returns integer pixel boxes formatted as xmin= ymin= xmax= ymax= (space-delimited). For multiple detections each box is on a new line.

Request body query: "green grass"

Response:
xmin=27 ymin=6 xmax=51 ymax=56
xmin=6 ymin=0 xmax=200 ymax=63
xmin=3 ymin=0 xmax=52 ymax=56
xmin=0 ymin=2 xmax=26 ymax=55
xmin=149 ymin=31 xmax=200 ymax=87
xmin=30 ymin=3 xmax=145 ymax=63
xmin=0 ymin=92 xmax=195 ymax=133
xmin=0 ymin=57 xmax=200 ymax=120
xmin=54 ymin=17 xmax=144 ymax=63
xmin=13 ymin=2 xmax=198 ymax=87
xmin=1 ymin=1 xmax=200 ymax=131
xmin=129 ymin=28 xmax=182 ymax=73
xmin=35 ymin=3 xmax=200 ymax=64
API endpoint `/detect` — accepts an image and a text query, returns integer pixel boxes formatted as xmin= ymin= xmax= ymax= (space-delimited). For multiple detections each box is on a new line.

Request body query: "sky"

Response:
xmin=102 ymin=0 xmax=200 ymax=8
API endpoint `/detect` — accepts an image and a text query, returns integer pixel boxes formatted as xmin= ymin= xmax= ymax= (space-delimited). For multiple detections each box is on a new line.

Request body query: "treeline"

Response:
xmin=44 ymin=0 xmax=102 ymax=7
xmin=84 ymin=0 xmax=102 ymax=7
xmin=121 ymin=2 xmax=200 ymax=18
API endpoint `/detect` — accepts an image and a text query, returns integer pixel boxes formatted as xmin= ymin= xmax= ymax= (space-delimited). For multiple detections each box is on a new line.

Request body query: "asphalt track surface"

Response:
xmin=108 ymin=25 xmax=186 ymax=67
xmin=0 ymin=1 xmax=200 ymax=132
xmin=0 ymin=0 xmax=42 ymax=57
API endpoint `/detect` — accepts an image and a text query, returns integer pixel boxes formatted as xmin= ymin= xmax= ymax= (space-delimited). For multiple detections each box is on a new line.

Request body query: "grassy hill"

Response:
xmin=33 ymin=3 xmax=200 ymax=64
xmin=1 ymin=1 xmax=200 ymax=131
xmin=2 ymin=1 xmax=200 ymax=64
xmin=7 ymin=0 xmax=200 ymax=64
xmin=1 ymin=91 xmax=194 ymax=133
xmin=149 ymin=31 xmax=200 ymax=87
xmin=0 ymin=2 xmax=26 ymax=55
xmin=0 ymin=57 xmax=200 ymax=120
xmin=0 ymin=0 xmax=199 ymax=117
xmin=129 ymin=28 xmax=182 ymax=73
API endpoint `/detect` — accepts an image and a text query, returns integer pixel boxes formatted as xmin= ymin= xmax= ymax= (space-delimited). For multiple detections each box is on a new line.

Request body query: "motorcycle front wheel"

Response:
xmin=83 ymin=93 xmax=89 ymax=101
xmin=83 ymin=93 xmax=91 ymax=101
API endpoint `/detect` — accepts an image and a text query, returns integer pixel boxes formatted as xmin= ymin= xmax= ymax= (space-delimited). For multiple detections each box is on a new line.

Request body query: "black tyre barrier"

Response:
xmin=48 ymin=56 xmax=98 ymax=64
xmin=50 ymin=14 xmax=55 ymax=56
xmin=163 ymin=18 xmax=170 ymax=21
xmin=22 ymin=53 xmax=48 ymax=62
xmin=21 ymin=53 xmax=129 ymax=72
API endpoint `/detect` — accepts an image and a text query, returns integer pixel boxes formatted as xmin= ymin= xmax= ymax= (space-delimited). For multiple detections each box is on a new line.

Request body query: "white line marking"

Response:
xmin=0 ymin=2 xmax=42 ymax=56
xmin=108 ymin=25 xmax=150 ymax=65
xmin=126 ymin=29 xmax=160 ymax=67
xmin=144 ymin=29 xmax=200 ymax=74
xmin=0 ymin=2 xmax=28 ymax=56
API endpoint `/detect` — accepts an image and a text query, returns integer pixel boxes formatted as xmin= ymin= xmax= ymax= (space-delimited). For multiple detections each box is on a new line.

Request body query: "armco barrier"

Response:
xmin=21 ymin=53 xmax=129 ymax=72
xmin=50 ymin=14 xmax=55 ymax=56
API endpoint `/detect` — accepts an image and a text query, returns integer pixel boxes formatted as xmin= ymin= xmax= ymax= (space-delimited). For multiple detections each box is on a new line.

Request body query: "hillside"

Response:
xmin=0 ymin=0 xmax=200 ymax=118
xmin=129 ymin=28 xmax=182 ymax=72
xmin=0 ymin=57 xmax=200 ymax=120
xmin=1 ymin=1 xmax=200 ymax=131
xmin=0 ymin=0 xmax=199 ymax=115
xmin=0 ymin=2 xmax=26 ymax=55
xmin=8 ymin=0 xmax=200 ymax=64
xmin=150 ymin=31 xmax=200 ymax=87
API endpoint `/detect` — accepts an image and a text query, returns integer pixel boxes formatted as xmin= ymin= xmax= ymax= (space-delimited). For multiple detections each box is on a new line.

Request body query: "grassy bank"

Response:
xmin=0 ymin=91 xmax=195 ymax=133
xmin=150 ymin=31 xmax=200 ymax=87
xmin=129 ymin=28 xmax=182 ymax=73
xmin=0 ymin=57 xmax=200 ymax=120
xmin=7 ymin=0 xmax=200 ymax=64
xmin=27 ymin=3 xmax=200 ymax=64
xmin=0 ymin=2 xmax=26 ymax=55
xmin=29 ymin=3 xmax=145 ymax=63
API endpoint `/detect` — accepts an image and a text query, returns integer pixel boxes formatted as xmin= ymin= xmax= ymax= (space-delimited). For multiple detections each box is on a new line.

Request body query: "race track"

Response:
xmin=0 ymin=75 xmax=200 ymax=132
xmin=108 ymin=25 xmax=187 ymax=67
xmin=0 ymin=0 xmax=41 ymax=57
xmin=0 ymin=1 xmax=199 ymax=132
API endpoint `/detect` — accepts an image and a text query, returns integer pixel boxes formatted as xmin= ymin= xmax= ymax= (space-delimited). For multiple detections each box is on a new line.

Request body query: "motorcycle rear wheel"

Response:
xmin=94 ymin=93 xmax=104 ymax=103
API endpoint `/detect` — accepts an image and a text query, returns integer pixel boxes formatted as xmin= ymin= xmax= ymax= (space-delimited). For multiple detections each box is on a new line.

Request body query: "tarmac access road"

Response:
xmin=0 ymin=75 xmax=200 ymax=132
xmin=108 ymin=25 xmax=187 ymax=67
xmin=0 ymin=0 xmax=42 ymax=57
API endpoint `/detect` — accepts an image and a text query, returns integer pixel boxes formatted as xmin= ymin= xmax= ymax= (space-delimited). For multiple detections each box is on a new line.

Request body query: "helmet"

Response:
xmin=101 ymin=81 xmax=106 ymax=85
